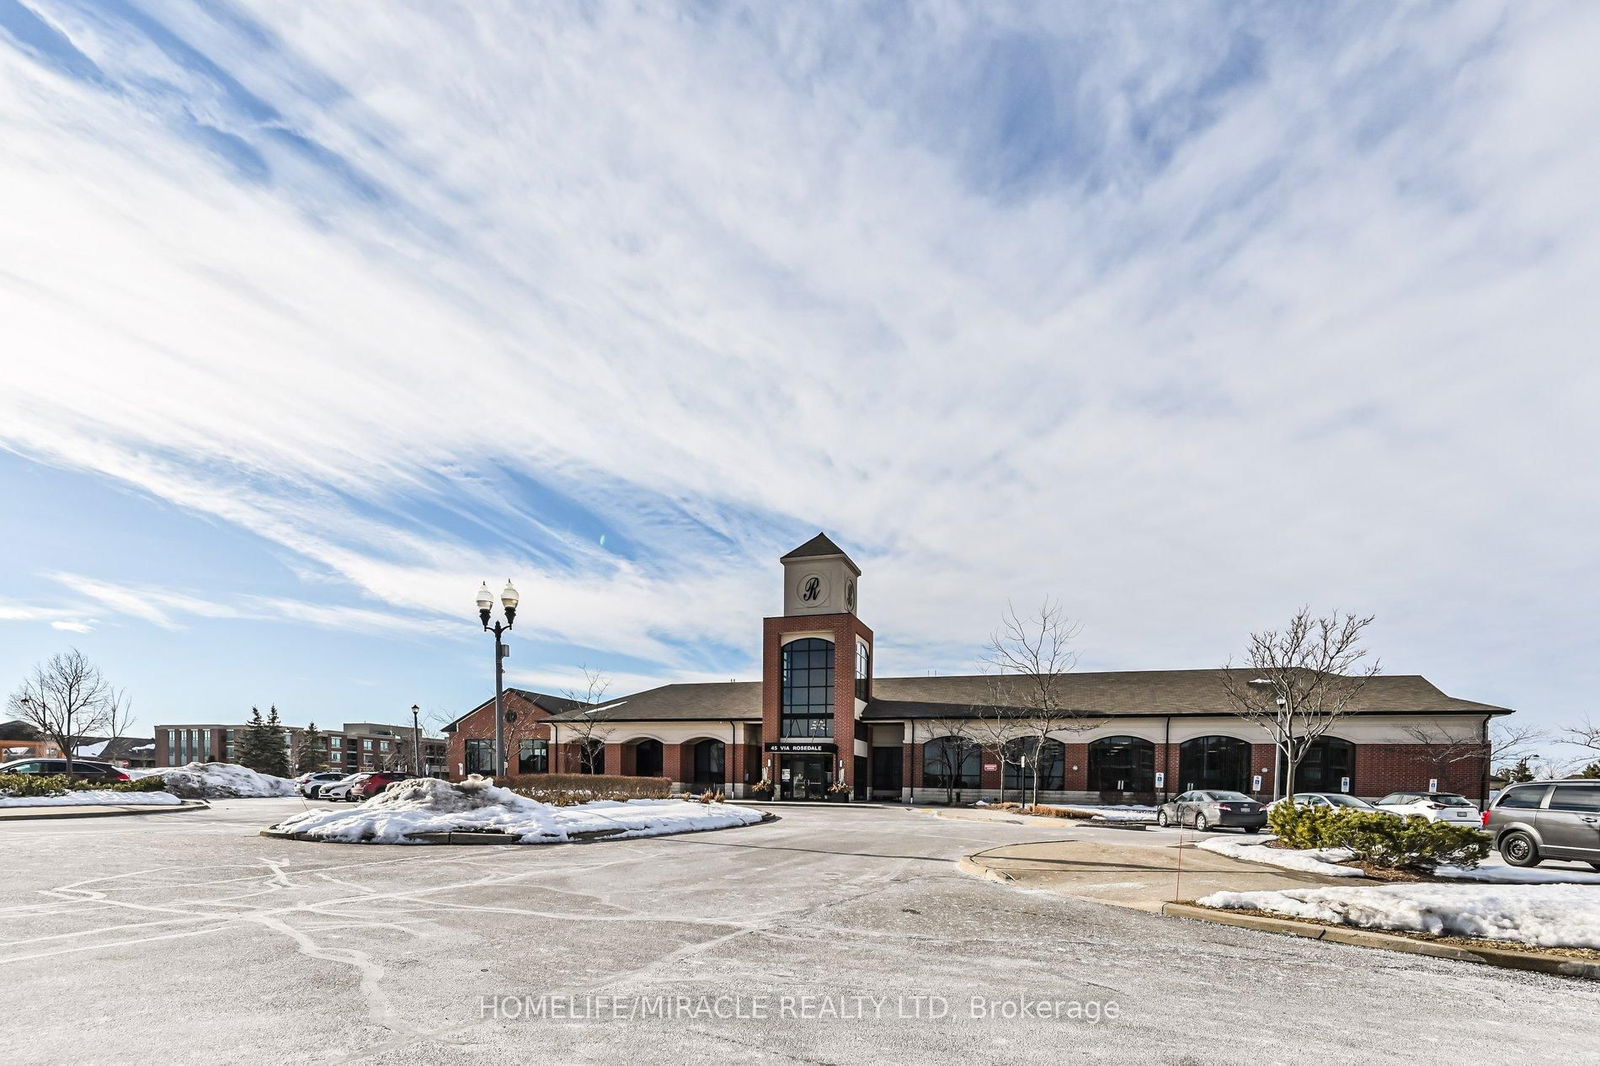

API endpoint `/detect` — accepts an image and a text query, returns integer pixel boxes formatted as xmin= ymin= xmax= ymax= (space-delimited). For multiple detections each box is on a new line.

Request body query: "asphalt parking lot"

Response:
xmin=2 ymin=799 xmax=1597 ymax=1064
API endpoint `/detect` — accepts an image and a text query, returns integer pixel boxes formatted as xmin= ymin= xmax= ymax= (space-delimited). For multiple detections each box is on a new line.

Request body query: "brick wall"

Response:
xmin=762 ymin=612 xmax=874 ymax=794
xmin=445 ymin=691 xmax=558 ymax=779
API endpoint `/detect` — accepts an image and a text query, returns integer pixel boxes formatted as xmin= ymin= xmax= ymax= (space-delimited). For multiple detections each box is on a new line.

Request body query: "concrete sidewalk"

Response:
xmin=961 ymin=836 xmax=1352 ymax=912
xmin=0 ymin=801 xmax=209 ymax=822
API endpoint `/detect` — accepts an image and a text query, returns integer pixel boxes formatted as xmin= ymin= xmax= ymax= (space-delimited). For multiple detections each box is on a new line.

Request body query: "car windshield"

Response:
xmin=1324 ymin=795 xmax=1373 ymax=808
xmin=1428 ymin=794 xmax=1474 ymax=807
xmin=1206 ymin=791 xmax=1252 ymax=801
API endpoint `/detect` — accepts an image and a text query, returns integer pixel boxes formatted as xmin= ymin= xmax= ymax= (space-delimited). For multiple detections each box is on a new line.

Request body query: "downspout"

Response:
xmin=730 ymin=719 xmax=738 ymax=797
xmin=550 ymin=723 xmax=558 ymax=774
xmin=1480 ymin=713 xmax=1492 ymax=809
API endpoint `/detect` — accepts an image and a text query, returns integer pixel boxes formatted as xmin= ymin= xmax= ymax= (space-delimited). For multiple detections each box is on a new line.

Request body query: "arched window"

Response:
xmin=1283 ymin=736 xmax=1355 ymax=793
xmin=924 ymin=736 xmax=980 ymax=791
xmin=1178 ymin=736 xmax=1252 ymax=792
xmin=781 ymin=638 xmax=835 ymax=738
xmin=1088 ymin=736 xmax=1156 ymax=793
xmin=1003 ymin=737 xmax=1065 ymax=791
xmin=633 ymin=739 xmax=663 ymax=778
xmin=692 ymin=739 xmax=725 ymax=786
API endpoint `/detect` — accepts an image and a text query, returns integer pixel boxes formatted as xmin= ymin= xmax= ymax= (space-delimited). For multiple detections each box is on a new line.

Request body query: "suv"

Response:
xmin=1484 ymin=779 xmax=1600 ymax=869
xmin=0 ymin=758 xmax=130 ymax=782
xmin=349 ymin=771 xmax=415 ymax=801
xmin=296 ymin=771 xmax=348 ymax=798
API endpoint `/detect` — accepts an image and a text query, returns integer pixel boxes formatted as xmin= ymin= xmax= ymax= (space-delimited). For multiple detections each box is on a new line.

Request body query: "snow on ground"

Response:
xmin=1199 ymin=883 xmax=1600 ymax=949
xmin=272 ymin=776 xmax=763 ymax=844
xmin=1196 ymin=836 xmax=1600 ymax=884
xmin=1195 ymin=836 xmax=1365 ymax=877
xmin=0 ymin=790 xmax=183 ymax=808
xmin=129 ymin=762 xmax=297 ymax=798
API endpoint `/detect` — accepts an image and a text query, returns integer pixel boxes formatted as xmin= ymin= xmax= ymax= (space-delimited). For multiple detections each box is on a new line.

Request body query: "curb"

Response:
xmin=728 ymin=800 xmax=888 ymax=809
xmin=1163 ymin=901 xmax=1600 ymax=981
xmin=260 ymin=810 xmax=779 ymax=845
xmin=958 ymin=854 xmax=1016 ymax=885
xmin=0 ymin=801 xmax=211 ymax=822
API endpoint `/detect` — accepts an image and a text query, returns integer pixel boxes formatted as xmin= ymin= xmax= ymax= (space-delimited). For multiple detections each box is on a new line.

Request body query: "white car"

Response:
xmin=1268 ymin=792 xmax=1377 ymax=811
xmin=296 ymin=771 xmax=347 ymax=798
xmin=1374 ymin=791 xmax=1482 ymax=826
xmin=318 ymin=773 xmax=370 ymax=802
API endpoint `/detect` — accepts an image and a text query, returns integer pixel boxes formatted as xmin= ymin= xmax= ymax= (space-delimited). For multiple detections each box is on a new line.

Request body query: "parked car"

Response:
xmin=1267 ymin=792 xmax=1377 ymax=811
xmin=1485 ymin=779 xmax=1600 ymax=869
xmin=1373 ymin=791 xmax=1482 ymax=826
xmin=350 ymin=771 xmax=416 ymax=801
xmin=0 ymin=758 xmax=129 ymax=782
xmin=1156 ymin=790 xmax=1268 ymax=832
xmin=318 ymin=773 xmax=369 ymax=802
xmin=296 ymin=771 xmax=347 ymax=798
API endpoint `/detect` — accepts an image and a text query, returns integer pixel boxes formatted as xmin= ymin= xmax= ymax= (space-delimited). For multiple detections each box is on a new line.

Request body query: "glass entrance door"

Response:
xmin=781 ymin=755 xmax=832 ymax=800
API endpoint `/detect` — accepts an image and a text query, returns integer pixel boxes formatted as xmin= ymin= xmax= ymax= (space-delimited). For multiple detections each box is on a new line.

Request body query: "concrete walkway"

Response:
xmin=0 ymin=801 xmax=208 ymax=821
xmin=962 ymin=835 xmax=1354 ymax=912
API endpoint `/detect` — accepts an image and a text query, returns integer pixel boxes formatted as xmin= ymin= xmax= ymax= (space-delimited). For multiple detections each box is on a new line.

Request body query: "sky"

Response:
xmin=1 ymin=2 xmax=1597 ymax=762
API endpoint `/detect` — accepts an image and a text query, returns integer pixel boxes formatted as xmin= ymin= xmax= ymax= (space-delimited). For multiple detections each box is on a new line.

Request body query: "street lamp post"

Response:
xmin=411 ymin=703 xmax=422 ymax=777
xmin=476 ymin=580 xmax=520 ymax=779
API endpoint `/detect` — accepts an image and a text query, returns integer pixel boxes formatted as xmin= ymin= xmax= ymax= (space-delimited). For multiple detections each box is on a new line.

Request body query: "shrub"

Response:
xmin=1019 ymin=804 xmax=1072 ymax=818
xmin=1334 ymin=811 xmax=1489 ymax=873
xmin=105 ymin=775 xmax=171 ymax=793
xmin=1267 ymin=802 xmax=1345 ymax=849
xmin=0 ymin=772 xmax=73 ymax=797
xmin=502 ymin=773 xmax=670 ymax=800
xmin=1268 ymin=803 xmax=1489 ymax=872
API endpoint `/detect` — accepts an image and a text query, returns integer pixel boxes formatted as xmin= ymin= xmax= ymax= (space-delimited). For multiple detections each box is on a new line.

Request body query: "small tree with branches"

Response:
xmin=917 ymin=717 xmax=983 ymax=806
xmin=973 ymin=600 xmax=1090 ymax=806
xmin=1220 ymin=608 xmax=1380 ymax=803
xmin=559 ymin=667 xmax=613 ymax=774
xmin=7 ymin=649 xmax=116 ymax=775
xmin=1404 ymin=720 xmax=1543 ymax=794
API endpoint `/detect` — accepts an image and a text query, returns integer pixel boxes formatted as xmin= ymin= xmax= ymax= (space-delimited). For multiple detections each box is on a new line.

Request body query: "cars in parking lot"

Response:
xmin=0 ymin=758 xmax=130 ymax=782
xmin=1373 ymin=791 xmax=1482 ymax=825
xmin=1156 ymin=790 xmax=1268 ymax=832
xmin=295 ymin=771 xmax=348 ymax=798
xmin=1485 ymin=779 xmax=1600 ymax=869
xmin=318 ymin=773 xmax=369 ymax=802
xmin=349 ymin=771 xmax=416 ymax=801
xmin=1267 ymin=792 xmax=1377 ymax=811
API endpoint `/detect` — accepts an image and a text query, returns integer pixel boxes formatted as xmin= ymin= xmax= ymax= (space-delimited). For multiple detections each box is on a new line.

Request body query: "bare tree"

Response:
xmin=559 ymin=667 xmax=613 ymax=775
xmin=104 ymin=688 xmax=136 ymax=747
xmin=1220 ymin=608 xmax=1380 ymax=803
xmin=976 ymin=600 xmax=1091 ymax=806
xmin=917 ymin=716 xmax=983 ymax=806
xmin=1405 ymin=721 xmax=1544 ymax=783
xmin=1562 ymin=717 xmax=1600 ymax=755
xmin=8 ymin=650 xmax=116 ymax=775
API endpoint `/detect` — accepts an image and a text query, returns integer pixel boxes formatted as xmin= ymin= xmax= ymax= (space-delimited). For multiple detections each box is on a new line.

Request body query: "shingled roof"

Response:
xmin=544 ymin=669 xmax=1508 ymax=724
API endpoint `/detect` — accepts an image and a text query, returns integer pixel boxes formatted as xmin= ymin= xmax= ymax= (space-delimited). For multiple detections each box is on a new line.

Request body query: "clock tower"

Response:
xmin=762 ymin=533 xmax=873 ymax=800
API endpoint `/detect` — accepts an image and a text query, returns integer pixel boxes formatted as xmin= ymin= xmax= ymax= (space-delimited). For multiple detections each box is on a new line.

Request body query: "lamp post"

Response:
xmin=411 ymin=704 xmax=422 ymax=777
xmin=476 ymin=579 xmax=520 ymax=779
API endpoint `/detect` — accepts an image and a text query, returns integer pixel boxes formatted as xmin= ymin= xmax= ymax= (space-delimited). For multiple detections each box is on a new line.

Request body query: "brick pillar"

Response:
xmin=1064 ymin=743 xmax=1089 ymax=793
xmin=1251 ymin=744 xmax=1276 ymax=799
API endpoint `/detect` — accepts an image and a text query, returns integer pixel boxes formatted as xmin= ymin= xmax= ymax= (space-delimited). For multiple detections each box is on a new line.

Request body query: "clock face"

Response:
xmin=845 ymin=580 xmax=856 ymax=612
xmin=797 ymin=573 xmax=828 ymax=606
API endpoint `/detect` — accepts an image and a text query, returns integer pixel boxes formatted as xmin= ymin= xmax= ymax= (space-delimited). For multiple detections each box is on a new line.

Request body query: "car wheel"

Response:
xmin=1194 ymin=813 xmax=1209 ymax=832
xmin=1243 ymin=827 xmax=1260 ymax=835
xmin=1157 ymin=809 xmax=1169 ymax=827
xmin=1499 ymin=830 xmax=1541 ymax=867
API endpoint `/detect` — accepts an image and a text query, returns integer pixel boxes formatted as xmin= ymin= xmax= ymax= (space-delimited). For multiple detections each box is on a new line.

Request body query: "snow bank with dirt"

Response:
xmin=271 ymin=775 xmax=762 ymax=844
xmin=129 ymin=762 xmax=297 ymax=798
xmin=1199 ymin=883 xmax=1600 ymax=949
xmin=1195 ymin=836 xmax=1365 ymax=877
xmin=0 ymin=790 xmax=183 ymax=808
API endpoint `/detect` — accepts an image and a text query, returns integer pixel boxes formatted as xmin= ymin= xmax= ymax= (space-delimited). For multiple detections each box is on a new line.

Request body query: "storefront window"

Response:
xmin=1087 ymin=736 xmax=1156 ymax=792
xmin=781 ymin=638 xmax=834 ymax=738
xmin=924 ymin=736 xmax=980 ymax=790
xmin=518 ymin=738 xmax=549 ymax=774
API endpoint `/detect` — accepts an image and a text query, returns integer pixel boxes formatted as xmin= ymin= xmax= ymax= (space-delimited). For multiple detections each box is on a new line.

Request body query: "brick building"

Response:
xmin=446 ymin=533 xmax=1508 ymax=805
xmin=154 ymin=720 xmax=447 ymax=776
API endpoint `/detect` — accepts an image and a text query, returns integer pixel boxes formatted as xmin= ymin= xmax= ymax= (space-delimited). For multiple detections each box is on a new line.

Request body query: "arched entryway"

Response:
xmin=1281 ymin=736 xmax=1355 ymax=794
xmin=923 ymin=736 xmax=981 ymax=794
xmin=1088 ymin=735 xmax=1156 ymax=794
xmin=1178 ymin=735 xmax=1252 ymax=793
xmin=632 ymin=738 xmax=664 ymax=778
xmin=577 ymin=738 xmax=606 ymax=775
xmin=690 ymin=739 xmax=725 ymax=788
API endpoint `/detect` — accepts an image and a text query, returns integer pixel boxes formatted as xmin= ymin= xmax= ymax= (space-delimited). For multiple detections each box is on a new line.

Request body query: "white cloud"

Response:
xmin=48 ymin=620 xmax=94 ymax=634
xmin=0 ymin=4 xmax=1597 ymax=727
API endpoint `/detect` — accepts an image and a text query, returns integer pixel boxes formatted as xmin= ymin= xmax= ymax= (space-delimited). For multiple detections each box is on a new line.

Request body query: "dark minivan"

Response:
xmin=1485 ymin=779 xmax=1600 ymax=869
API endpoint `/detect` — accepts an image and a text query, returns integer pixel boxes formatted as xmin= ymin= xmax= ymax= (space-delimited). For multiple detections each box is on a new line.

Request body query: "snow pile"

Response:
xmin=271 ymin=775 xmax=763 ymax=845
xmin=0 ymin=790 xmax=183 ymax=808
xmin=1437 ymin=863 xmax=1600 ymax=885
xmin=1199 ymin=883 xmax=1600 ymax=949
xmin=1196 ymin=836 xmax=1365 ymax=878
xmin=133 ymin=762 xmax=297 ymax=798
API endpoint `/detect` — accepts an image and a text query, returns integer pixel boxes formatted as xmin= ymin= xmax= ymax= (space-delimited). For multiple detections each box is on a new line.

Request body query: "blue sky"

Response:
xmin=1 ymin=2 xmax=1597 ymax=758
